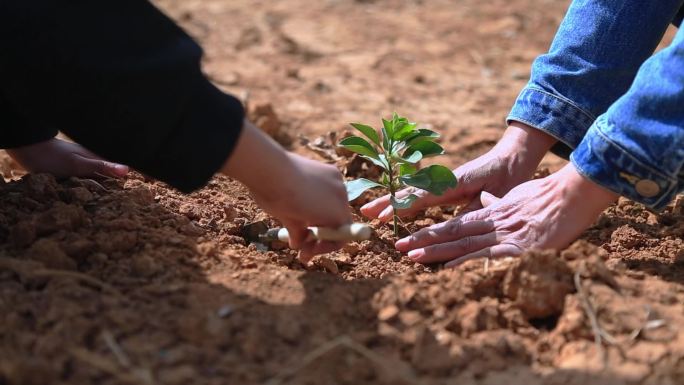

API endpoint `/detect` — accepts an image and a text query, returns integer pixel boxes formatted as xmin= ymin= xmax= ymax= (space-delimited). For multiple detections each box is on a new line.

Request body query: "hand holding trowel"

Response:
xmin=244 ymin=221 xmax=372 ymax=253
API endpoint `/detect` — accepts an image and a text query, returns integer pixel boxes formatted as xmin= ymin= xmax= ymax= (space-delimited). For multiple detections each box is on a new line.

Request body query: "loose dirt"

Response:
xmin=1 ymin=1 xmax=682 ymax=384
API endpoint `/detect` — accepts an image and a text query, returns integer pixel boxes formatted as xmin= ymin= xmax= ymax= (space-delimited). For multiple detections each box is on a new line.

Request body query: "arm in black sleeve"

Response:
xmin=0 ymin=0 xmax=245 ymax=192
xmin=0 ymin=94 xmax=58 ymax=149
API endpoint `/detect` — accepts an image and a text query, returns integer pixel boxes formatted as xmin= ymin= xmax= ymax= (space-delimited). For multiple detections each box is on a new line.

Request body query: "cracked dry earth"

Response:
xmin=1 ymin=0 xmax=683 ymax=384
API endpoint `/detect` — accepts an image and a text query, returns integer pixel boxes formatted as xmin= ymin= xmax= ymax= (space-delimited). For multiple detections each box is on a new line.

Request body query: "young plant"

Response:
xmin=339 ymin=113 xmax=457 ymax=236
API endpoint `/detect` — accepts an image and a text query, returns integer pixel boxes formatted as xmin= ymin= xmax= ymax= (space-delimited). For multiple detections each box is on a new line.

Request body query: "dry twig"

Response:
xmin=628 ymin=306 xmax=667 ymax=341
xmin=264 ymin=335 xmax=419 ymax=385
xmin=0 ymin=257 xmax=124 ymax=299
xmin=574 ymin=271 xmax=618 ymax=367
xmin=102 ymin=330 xmax=133 ymax=368
xmin=71 ymin=348 xmax=153 ymax=385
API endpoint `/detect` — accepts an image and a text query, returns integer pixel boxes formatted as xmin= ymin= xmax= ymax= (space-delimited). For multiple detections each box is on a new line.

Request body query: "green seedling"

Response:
xmin=339 ymin=113 xmax=457 ymax=236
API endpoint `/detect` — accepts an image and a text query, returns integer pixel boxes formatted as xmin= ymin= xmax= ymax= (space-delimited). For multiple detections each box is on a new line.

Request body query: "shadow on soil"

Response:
xmin=0 ymin=174 xmax=662 ymax=385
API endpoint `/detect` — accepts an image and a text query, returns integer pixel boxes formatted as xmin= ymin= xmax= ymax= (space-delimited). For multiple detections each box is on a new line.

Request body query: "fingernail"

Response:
xmin=395 ymin=237 xmax=409 ymax=249
xmin=379 ymin=207 xmax=392 ymax=220
xmin=407 ymin=249 xmax=424 ymax=260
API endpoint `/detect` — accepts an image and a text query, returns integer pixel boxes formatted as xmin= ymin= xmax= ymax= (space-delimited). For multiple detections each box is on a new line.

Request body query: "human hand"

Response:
xmin=395 ymin=163 xmax=619 ymax=267
xmin=360 ymin=122 xmax=557 ymax=221
xmin=251 ymin=152 xmax=352 ymax=262
xmin=222 ymin=120 xmax=352 ymax=262
xmin=6 ymin=137 xmax=129 ymax=179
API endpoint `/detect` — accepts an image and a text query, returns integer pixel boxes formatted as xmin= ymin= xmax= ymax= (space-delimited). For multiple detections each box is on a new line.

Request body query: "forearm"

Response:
xmin=221 ymin=120 xmax=295 ymax=200
xmin=0 ymin=94 xmax=57 ymax=149
xmin=571 ymin=26 xmax=684 ymax=210
xmin=508 ymin=0 xmax=682 ymax=157
xmin=495 ymin=122 xmax=557 ymax=166
xmin=0 ymin=1 xmax=245 ymax=193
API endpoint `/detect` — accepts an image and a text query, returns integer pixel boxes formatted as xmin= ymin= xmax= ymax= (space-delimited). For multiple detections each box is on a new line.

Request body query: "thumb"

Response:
xmin=480 ymin=191 xmax=500 ymax=207
xmin=73 ymin=154 xmax=129 ymax=178
xmin=282 ymin=219 xmax=309 ymax=250
xmin=377 ymin=187 xmax=460 ymax=222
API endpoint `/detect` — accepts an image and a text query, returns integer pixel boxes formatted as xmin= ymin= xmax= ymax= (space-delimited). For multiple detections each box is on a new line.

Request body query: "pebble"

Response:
xmin=378 ymin=305 xmax=399 ymax=321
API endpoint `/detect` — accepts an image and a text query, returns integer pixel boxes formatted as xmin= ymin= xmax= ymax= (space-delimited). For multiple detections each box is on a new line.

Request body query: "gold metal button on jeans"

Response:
xmin=635 ymin=179 xmax=660 ymax=198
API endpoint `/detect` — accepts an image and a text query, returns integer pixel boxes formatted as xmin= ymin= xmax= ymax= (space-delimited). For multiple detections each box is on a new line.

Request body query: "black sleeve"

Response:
xmin=0 ymin=0 xmax=245 ymax=192
xmin=0 ymin=94 xmax=58 ymax=148
xmin=674 ymin=4 xmax=684 ymax=27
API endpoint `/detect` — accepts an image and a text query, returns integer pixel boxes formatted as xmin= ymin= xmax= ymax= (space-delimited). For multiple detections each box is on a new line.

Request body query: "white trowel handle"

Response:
xmin=275 ymin=223 xmax=372 ymax=242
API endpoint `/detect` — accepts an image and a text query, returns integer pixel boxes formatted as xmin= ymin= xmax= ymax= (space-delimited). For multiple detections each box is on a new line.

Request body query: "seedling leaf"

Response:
xmin=350 ymin=123 xmax=380 ymax=146
xmin=345 ymin=178 xmax=384 ymax=201
xmin=400 ymin=165 xmax=456 ymax=196
xmin=391 ymin=194 xmax=418 ymax=210
xmin=404 ymin=141 xmax=444 ymax=159
xmin=401 ymin=151 xmax=423 ymax=164
xmin=393 ymin=121 xmax=417 ymax=141
xmin=339 ymin=136 xmax=379 ymax=159
xmin=339 ymin=114 xmax=458 ymax=237
xmin=399 ymin=163 xmax=416 ymax=176
xmin=382 ymin=118 xmax=394 ymax=138
xmin=399 ymin=171 xmax=430 ymax=190
xmin=361 ymin=154 xmax=389 ymax=170
xmin=405 ymin=129 xmax=440 ymax=146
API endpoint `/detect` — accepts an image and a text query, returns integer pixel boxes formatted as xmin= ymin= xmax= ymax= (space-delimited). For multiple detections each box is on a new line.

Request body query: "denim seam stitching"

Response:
xmin=525 ymin=86 xmax=597 ymax=122
xmin=593 ymin=121 xmax=678 ymax=183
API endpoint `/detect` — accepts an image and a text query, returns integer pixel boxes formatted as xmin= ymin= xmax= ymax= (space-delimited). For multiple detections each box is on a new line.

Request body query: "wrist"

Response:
xmin=498 ymin=121 xmax=557 ymax=161
xmin=553 ymin=163 xmax=619 ymax=212
xmin=221 ymin=120 xmax=296 ymax=199
xmin=489 ymin=121 xmax=557 ymax=180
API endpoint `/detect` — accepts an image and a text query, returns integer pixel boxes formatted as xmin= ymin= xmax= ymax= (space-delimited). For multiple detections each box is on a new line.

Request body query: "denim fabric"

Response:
xmin=508 ymin=0 xmax=684 ymax=210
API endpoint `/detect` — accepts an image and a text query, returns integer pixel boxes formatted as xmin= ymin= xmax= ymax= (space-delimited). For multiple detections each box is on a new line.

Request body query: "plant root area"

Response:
xmin=1 ymin=1 xmax=682 ymax=384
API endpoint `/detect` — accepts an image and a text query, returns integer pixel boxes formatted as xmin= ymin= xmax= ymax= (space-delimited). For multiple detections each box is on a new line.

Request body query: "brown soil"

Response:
xmin=1 ymin=1 xmax=682 ymax=384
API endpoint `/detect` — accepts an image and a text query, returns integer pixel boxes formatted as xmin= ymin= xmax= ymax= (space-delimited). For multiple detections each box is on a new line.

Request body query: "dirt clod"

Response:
xmin=503 ymin=250 xmax=574 ymax=319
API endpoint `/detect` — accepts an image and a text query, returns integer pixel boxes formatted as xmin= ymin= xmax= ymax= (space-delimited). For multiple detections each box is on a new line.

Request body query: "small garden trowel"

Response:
xmin=243 ymin=221 xmax=372 ymax=251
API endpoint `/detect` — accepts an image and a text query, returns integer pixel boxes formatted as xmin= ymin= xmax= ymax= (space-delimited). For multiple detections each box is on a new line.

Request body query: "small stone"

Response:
xmin=2 ymin=358 xmax=57 ymax=385
xmin=90 ymin=252 xmax=109 ymax=264
xmin=275 ymin=318 xmax=301 ymax=342
xmin=180 ymin=222 xmax=204 ymax=237
xmin=157 ymin=365 xmax=197 ymax=385
xmin=614 ymin=361 xmax=651 ymax=383
xmin=131 ymin=254 xmax=159 ymax=278
xmin=26 ymin=239 xmax=77 ymax=270
xmin=378 ymin=305 xmax=399 ymax=321
xmin=378 ymin=322 xmax=400 ymax=337
xmin=335 ymin=255 xmax=353 ymax=265
xmin=224 ymin=204 xmax=238 ymax=221
xmin=398 ymin=310 xmax=422 ymax=326
xmin=36 ymin=203 xmax=85 ymax=235
xmin=178 ymin=203 xmax=202 ymax=220
xmin=626 ymin=341 xmax=668 ymax=364
xmin=411 ymin=326 xmax=454 ymax=373
xmin=342 ymin=242 xmax=360 ymax=256
xmin=317 ymin=256 xmax=339 ymax=274
xmin=62 ymin=238 xmax=96 ymax=263
xmin=67 ymin=187 xmax=93 ymax=203
xmin=9 ymin=221 xmax=36 ymax=248
xmin=217 ymin=305 xmax=234 ymax=318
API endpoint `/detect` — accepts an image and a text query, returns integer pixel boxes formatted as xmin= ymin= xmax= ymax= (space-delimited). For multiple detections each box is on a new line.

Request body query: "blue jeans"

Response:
xmin=508 ymin=0 xmax=684 ymax=210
